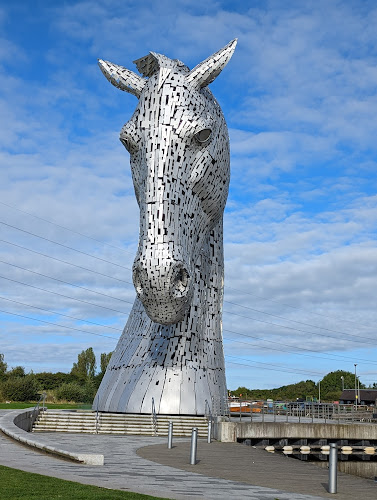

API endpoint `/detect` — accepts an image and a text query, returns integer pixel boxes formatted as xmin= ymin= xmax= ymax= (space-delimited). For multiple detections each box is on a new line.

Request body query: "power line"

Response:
xmin=1 ymin=218 xmax=376 ymax=351
xmin=2 ymin=217 xmax=375 ymax=341
xmin=225 ymin=355 xmax=324 ymax=377
xmin=0 ymin=221 xmax=133 ymax=272
xmin=0 ymin=307 xmax=329 ymax=376
xmin=225 ymin=285 xmax=376 ymax=331
xmin=0 ymin=308 xmax=118 ymax=341
xmin=223 ymin=309 xmax=377 ymax=345
xmin=0 ymin=259 xmax=135 ymax=307
xmin=223 ymin=334 xmax=377 ymax=366
xmin=1 ymin=278 xmax=374 ymax=368
xmin=1 ymin=202 xmax=375 ymax=336
xmin=2 ymin=270 xmax=375 ymax=369
xmin=0 ymin=274 xmax=131 ymax=317
xmin=0 ymin=238 xmax=134 ymax=287
xmin=0 ymin=255 xmax=375 ymax=350
xmin=224 ymin=328 xmax=377 ymax=365
xmin=0 ymin=200 xmax=136 ymax=257
xmin=223 ymin=299 xmax=367 ymax=338
xmin=1 ymin=256 xmax=376 ymax=352
xmin=0 ymin=295 xmax=123 ymax=333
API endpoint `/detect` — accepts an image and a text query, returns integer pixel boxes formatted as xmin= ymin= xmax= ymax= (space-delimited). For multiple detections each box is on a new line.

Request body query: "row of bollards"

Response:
xmin=167 ymin=422 xmax=339 ymax=494
xmin=328 ymin=442 xmax=338 ymax=494
xmin=190 ymin=427 xmax=198 ymax=464
xmin=167 ymin=420 xmax=212 ymax=465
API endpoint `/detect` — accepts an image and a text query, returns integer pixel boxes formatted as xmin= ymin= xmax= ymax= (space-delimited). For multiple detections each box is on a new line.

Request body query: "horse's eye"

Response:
xmin=194 ymin=128 xmax=212 ymax=144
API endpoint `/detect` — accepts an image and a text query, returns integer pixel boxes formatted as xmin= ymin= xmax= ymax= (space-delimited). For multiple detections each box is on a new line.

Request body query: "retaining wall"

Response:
xmin=217 ymin=421 xmax=377 ymax=442
xmin=0 ymin=409 xmax=104 ymax=465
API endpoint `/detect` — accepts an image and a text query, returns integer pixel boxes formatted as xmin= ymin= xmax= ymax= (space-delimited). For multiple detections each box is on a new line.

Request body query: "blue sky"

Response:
xmin=1 ymin=0 xmax=376 ymax=391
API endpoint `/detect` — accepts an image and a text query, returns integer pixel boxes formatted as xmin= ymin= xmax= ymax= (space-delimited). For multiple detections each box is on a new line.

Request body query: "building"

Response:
xmin=339 ymin=389 xmax=377 ymax=406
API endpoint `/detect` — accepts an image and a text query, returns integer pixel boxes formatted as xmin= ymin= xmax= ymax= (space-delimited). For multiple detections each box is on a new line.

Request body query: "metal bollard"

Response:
xmin=167 ymin=421 xmax=173 ymax=449
xmin=207 ymin=419 xmax=212 ymax=444
xmin=190 ymin=427 xmax=198 ymax=465
xmin=328 ymin=442 xmax=338 ymax=494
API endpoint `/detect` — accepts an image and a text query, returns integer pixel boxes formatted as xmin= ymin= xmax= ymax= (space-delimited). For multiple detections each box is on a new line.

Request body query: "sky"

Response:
xmin=0 ymin=0 xmax=376 ymax=392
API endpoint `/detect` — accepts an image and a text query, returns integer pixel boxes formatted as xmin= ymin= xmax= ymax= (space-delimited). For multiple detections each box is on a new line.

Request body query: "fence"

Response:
xmin=229 ymin=401 xmax=377 ymax=424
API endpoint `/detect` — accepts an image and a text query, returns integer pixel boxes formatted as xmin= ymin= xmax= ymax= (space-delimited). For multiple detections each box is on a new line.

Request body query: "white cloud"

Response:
xmin=0 ymin=1 xmax=376 ymax=389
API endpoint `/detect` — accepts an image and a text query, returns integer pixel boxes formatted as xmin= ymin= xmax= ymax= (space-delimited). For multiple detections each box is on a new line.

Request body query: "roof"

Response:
xmin=340 ymin=389 xmax=377 ymax=401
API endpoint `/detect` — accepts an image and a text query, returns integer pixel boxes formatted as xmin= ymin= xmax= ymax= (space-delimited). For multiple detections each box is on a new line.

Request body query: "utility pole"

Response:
xmin=354 ymin=364 xmax=358 ymax=410
xmin=358 ymin=378 xmax=360 ymax=404
xmin=341 ymin=376 xmax=344 ymax=392
xmin=318 ymin=380 xmax=321 ymax=403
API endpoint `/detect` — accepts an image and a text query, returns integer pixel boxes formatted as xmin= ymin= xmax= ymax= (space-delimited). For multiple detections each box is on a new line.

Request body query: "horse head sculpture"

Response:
xmin=94 ymin=40 xmax=236 ymax=415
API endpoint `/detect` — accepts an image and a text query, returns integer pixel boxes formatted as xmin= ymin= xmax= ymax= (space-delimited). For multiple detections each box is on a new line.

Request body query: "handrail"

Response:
xmin=204 ymin=399 xmax=213 ymax=421
xmin=95 ymin=393 xmax=100 ymax=434
xmin=205 ymin=399 xmax=214 ymax=441
xmin=151 ymin=397 xmax=158 ymax=435
xmin=30 ymin=392 xmax=47 ymax=431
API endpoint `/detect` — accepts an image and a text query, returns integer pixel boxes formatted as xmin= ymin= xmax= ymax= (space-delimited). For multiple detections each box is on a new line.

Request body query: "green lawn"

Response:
xmin=0 ymin=402 xmax=92 ymax=410
xmin=0 ymin=465 xmax=167 ymax=500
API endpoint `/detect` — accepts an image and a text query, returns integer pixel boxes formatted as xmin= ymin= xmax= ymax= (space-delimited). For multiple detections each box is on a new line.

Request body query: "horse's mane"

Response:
xmin=133 ymin=53 xmax=190 ymax=78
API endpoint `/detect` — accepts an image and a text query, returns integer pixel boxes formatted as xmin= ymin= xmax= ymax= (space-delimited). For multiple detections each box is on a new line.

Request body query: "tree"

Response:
xmin=319 ymin=370 xmax=364 ymax=401
xmin=8 ymin=366 xmax=26 ymax=378
xmin=0 ymin=374 xmax=39 ymax=401
xmin=34 ymin=371 xmax=75 ymax=390
xmin=100 ymin=352 xmax=113 ymax=375
xmin=0 ymin=354 xmax=7 ymax=379
xmin=55 ymin=382 xmax=90 ymax=403
xmin=70 ymin=348 xmax=96 ymax=381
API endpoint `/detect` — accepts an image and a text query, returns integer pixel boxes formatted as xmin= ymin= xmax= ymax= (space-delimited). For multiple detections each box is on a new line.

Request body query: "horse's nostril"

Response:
xmin=133 ymin=268 xmax=144 ymax=297
xmin=171 ymin=265 xmax=190 ymax=298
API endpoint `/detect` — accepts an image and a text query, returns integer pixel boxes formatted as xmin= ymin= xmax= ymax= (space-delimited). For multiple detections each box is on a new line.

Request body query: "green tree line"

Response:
xmin=229 ymin=370 xmax=372 ymax=402
xmin=1 ymin=351 xmax=375 ymax=404
xmin=0 ymin=350 xmax=112 ymax=403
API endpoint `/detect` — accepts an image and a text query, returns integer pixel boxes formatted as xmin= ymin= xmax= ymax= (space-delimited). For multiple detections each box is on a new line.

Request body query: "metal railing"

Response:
xmin=151 ymin=397 xmax=158 ymax=435
xmin=211 ymin=395 xmax=230 ymax=418
xmin=94 ymin=393 xmax=100 ymax=434
xmin=229 ymin=401 xmax=377 ymax=424
xmin=30 ymin=392 xmax=47 ymax=431
xmin=205 ymin=399 xmax=214 ymax=441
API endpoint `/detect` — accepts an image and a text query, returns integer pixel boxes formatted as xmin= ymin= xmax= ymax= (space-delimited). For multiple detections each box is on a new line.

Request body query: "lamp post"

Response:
xmin=354 ymin=364 xmax=358 ymax=410
xmin=318 ymin=380 xmax=321 ymax=403
xmin=341 ymin=376 xmax=344 ymax=392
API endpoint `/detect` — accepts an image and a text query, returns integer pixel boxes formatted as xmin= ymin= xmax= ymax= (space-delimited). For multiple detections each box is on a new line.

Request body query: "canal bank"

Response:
xmin=215 ymin=420 xmax=377 ymax=479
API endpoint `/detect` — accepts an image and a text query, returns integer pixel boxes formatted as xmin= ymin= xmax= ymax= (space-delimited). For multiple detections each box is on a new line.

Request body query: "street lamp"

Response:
xmin=318 ymin=380 xmax=321 ymax=403
xmin=341 ymin=376 xmax=344 ymax=392
xmin=354 ymin=364 xmax=358 ymax=410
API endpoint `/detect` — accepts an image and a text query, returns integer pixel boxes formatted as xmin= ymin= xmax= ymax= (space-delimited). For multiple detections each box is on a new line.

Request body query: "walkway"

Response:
xmin=0 ymin=410 xmax=376 ymax=500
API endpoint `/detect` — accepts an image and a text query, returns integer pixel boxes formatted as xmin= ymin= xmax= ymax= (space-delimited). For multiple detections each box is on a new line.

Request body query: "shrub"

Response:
xmin=0 ymin=375 xmax=40 ymax=401
xmin=55 ymin=382 xmax=94 ymax=403
xmin=34 ymin=372 xmax=75 ymax=390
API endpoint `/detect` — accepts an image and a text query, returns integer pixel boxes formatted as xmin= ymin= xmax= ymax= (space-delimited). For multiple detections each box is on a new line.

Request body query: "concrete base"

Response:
xmin=0 ymin=409 xmax=104 ymax=465
xmin=216 ymin=421 xmax=377 ymax=442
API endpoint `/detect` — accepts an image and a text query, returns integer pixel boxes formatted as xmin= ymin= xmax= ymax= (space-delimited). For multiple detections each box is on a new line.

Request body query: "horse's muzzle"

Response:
xmin=132 ymin=258 xmax=193 ymax=325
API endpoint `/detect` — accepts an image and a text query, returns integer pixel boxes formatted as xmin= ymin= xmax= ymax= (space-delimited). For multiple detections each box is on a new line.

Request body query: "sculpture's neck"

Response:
xmin=185 ymin=217 xmax=224 ymax=330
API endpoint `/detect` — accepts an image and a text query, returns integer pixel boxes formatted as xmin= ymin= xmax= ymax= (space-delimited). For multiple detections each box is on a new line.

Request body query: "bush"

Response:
xmin=55 ymin=382 xmax=94 ymax=403
xmin=34 ymin=372 xmax=75 ymax=390
xmin=0 ymin=375 xmax=40 ymax=401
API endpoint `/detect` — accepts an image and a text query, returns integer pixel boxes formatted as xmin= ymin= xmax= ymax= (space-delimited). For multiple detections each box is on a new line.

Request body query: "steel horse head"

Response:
xmin=99 ymin=39 xmax=236 ymax=325
xmin=95 ymin=40 xmax=236 ymax=415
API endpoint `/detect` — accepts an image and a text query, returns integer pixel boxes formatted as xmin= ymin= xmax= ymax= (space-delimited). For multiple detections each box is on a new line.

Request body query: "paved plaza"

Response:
xmin=0 ymin=410 xmax=376 ymax=500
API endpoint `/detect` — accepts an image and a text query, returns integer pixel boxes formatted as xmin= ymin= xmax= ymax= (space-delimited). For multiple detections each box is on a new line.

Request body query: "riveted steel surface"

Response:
xmin=94 ymin=40 xmax=237 ymax=415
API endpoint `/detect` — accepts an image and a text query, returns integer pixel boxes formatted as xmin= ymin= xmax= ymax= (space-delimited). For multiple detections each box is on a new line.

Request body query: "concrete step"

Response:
xmin=32 ymin=410 xmax=209 ymax=436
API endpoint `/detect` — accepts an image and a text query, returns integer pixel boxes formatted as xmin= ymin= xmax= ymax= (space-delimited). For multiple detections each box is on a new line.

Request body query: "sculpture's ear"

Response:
xmin=186 ymin=39 xmax=237 ymax=89
xmin=98 ymin=59 xmax=146 ymax=98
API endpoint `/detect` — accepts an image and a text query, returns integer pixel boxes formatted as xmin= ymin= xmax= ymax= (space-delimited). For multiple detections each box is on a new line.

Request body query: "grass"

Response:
xmin=0 ymin=465 xmax=167 ymax=500
xmin=0 ymin=402 xmax=92 ymax=410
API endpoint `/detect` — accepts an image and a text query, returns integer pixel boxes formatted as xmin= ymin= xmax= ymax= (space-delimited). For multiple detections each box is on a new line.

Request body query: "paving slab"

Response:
xmin=0 ymin=410 xmax=375 ymax=500
xmin=138 ymin=439 xmax=377 ymax=500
